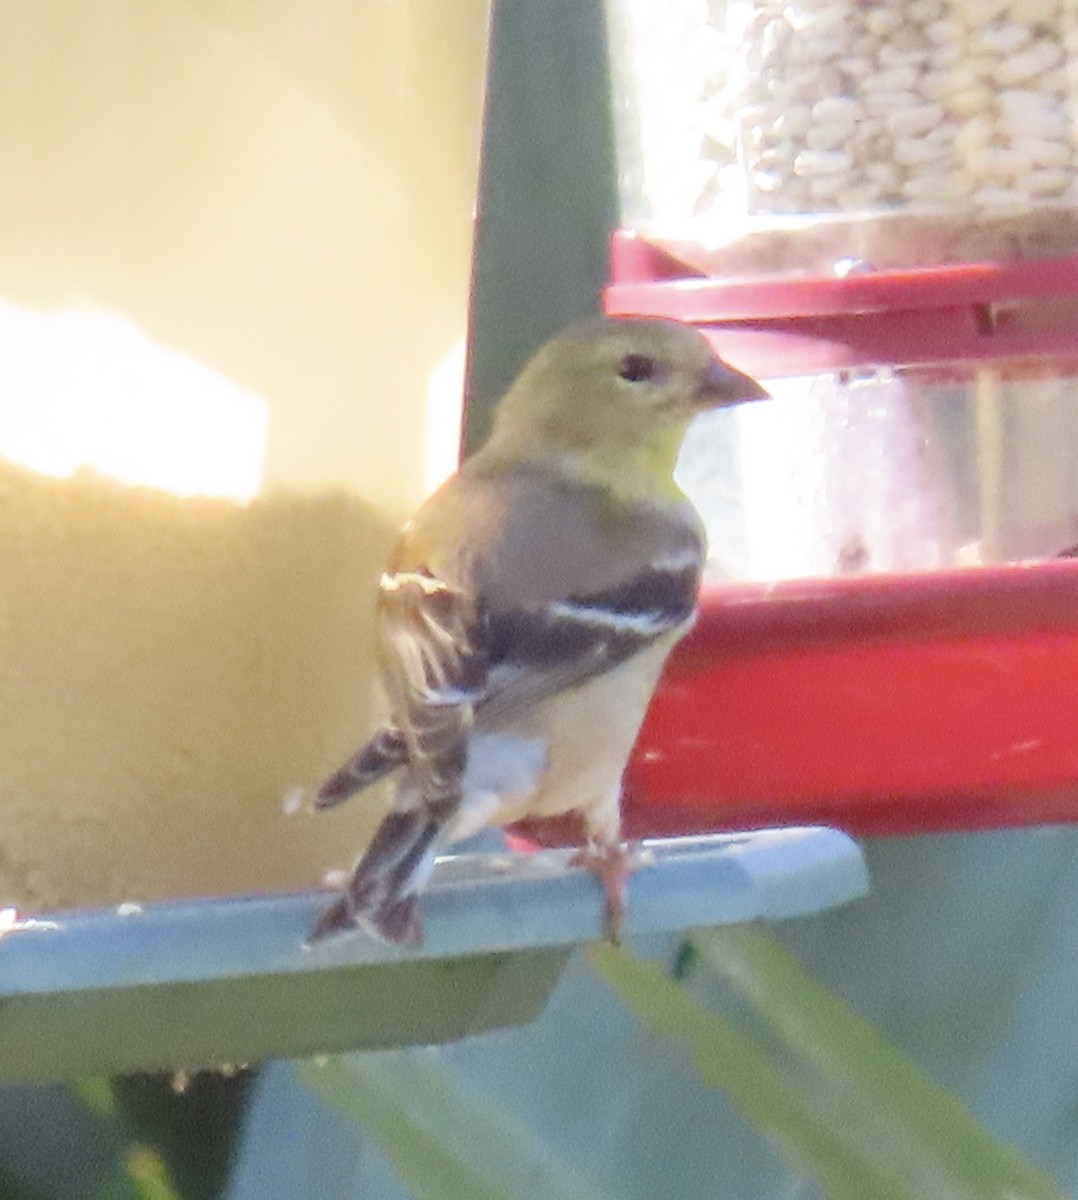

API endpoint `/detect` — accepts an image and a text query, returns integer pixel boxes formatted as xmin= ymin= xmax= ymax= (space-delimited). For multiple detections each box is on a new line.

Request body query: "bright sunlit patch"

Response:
xmin=0 ymin=907 xmax=60 ymax=938
xmin=425 ymin=336 xmax=466 ymax=495
xmin=0 ymin=301 xmax=268 ymax=500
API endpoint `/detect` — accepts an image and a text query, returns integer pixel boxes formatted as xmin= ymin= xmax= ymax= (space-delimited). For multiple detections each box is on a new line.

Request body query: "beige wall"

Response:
xmin=0 ymin=1 xmax=489 ymax=910
xmin=0 ymin=0 xmax=488 ymax=511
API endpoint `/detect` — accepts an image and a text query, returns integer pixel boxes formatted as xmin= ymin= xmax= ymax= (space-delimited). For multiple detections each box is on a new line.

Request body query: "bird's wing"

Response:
xmin=380 ymin=463 xmax=705 ymax=761
xmin=376 ymin=567 xmax=486 ymax=812
xmin=473 ymin=546 xmax=701 ymax=726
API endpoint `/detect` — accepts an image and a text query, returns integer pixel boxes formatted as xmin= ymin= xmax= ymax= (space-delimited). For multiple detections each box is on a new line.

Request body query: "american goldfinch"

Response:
xmin=308 ymin=316 xmax=767 ymax=944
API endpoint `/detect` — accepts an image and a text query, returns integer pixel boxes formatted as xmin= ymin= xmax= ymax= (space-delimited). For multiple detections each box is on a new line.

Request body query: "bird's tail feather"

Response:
xmin=314 ymin=726 xmax=409 ymax=809
xmin=308 ymin=807 xmax=443 ymax=944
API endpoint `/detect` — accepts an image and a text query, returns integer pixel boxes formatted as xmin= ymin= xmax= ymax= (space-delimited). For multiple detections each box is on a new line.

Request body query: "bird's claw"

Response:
xmin=571 ymin=840 xmax=642 ymax=944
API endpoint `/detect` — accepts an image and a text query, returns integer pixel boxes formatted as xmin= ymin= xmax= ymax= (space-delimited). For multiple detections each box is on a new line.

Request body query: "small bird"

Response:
xmin=308 ymin=316 xmax=767 ymax=944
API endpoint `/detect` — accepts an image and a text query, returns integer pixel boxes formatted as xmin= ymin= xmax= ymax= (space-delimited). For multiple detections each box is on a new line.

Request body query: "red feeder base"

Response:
xmin=511 ymin=560 xmax=1078 ymax=846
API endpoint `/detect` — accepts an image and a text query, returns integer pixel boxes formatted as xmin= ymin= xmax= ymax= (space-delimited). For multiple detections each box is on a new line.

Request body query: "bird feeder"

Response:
xmin=591 ymin=0 xmax=1078 ymax=846
xmin=605 ymin=0 xmax=1078 ymax=273
xmin=596 ymin=230 xmax=1078 ymax=842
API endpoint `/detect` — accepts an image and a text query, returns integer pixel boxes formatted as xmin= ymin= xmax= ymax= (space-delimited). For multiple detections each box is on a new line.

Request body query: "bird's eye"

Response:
xmin=617 ymin=353 xmax=657 ymax=383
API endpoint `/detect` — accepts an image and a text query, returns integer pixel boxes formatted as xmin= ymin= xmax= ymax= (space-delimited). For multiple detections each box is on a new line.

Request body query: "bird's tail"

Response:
xmin=308 ymin=804 xmax=444 ymax=944
xmin=314 ymin=725 xmax=409 ymax=809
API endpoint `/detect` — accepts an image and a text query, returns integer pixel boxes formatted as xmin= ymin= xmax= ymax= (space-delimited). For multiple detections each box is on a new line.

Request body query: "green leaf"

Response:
xmin=298 ymin=1051 xmax=621 ymax=1200
xmin=73 ymin=1078 xmax=119 ymax=1119
xmin=591 ymin=936 xmax=1065 ymax=1200
xmin=122 ymin=1147 xmax=182 ymax=1200
xmin=91 ymin=1147 xmax=181 ymax=1200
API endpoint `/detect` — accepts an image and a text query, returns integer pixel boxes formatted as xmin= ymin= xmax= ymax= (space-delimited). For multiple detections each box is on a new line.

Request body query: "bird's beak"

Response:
xmin=696 ymin=359 xmax=770 ymax=409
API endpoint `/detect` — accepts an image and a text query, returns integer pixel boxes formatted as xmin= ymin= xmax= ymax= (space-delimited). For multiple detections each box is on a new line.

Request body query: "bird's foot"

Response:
xmin=571 ymin=840 xmax=643 ymax=944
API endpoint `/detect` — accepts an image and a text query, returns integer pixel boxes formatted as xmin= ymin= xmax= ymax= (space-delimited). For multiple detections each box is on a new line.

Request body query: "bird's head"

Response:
xmin=485 ymin=317 xmax=768 ymax=492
